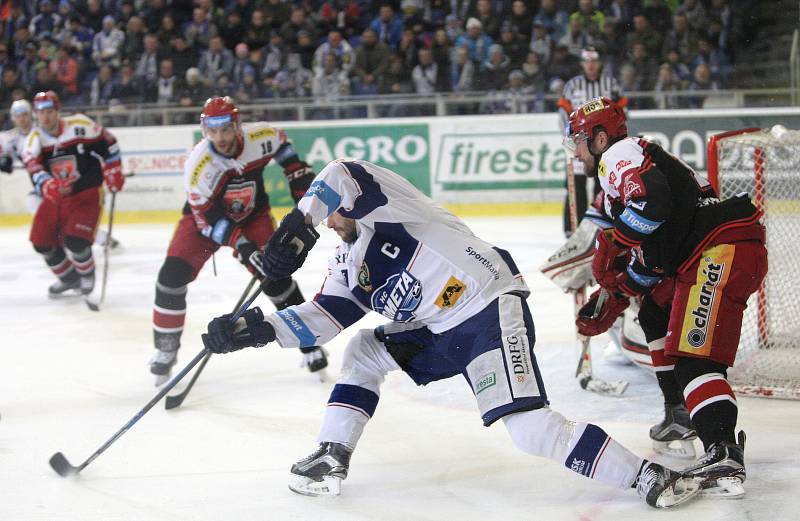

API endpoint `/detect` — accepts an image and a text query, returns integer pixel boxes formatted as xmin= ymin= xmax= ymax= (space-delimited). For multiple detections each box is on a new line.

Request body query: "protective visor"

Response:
xmin=34 ymin=100 xmax=55 ymax=111
xmin=562 ymin=129 xmax=588 ymax=154
xmin=203 ymin=114 xmax=233 ymax=128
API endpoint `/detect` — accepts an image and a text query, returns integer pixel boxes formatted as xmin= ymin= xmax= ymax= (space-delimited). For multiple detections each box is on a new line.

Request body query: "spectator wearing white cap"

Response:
xmin=455 ymin=17 xmax=493 ymax=64
xmin=91 ymin=15 xmax=124 ymax=69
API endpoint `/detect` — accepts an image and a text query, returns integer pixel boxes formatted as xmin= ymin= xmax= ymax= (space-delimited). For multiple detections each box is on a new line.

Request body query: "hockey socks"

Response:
xmin=43 ymin=247 xmax=78 ymax=285
xmin=318 ymin=384 xmax=378 ymax=448
xmin=682 ymin=373 xmax=738 ymax=448
xmin=502 ymin=408 xmax=641 ymax=489
xmin=153 ymin=281 xmax=187 ymax=350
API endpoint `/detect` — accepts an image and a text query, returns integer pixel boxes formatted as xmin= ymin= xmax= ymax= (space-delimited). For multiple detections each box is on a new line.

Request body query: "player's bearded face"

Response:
xmin=326 ymin=212 xmax=358 ymax=243
xmin=205 ymin=123 xmax=240 ymax=156
xmin=573 ymin=136 xmax=598 ymax=176
xmin=36 ymin=108 xmax=59 ymax=133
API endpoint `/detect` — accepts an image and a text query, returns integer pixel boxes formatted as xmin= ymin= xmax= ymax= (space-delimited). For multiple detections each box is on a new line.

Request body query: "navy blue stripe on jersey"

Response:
xmin=493 ymin=247 xmax=521 ymax=276
xmin=618 ymin=207 xmax=663 ymax=236
xmin=339 ymin=161 xmax=388 ymax=219
xmin=313 ymin=294 xmax=366 ymax=329
xmin=565 ymin=424 xmax=611 ymax=477
xmin=328 ymin=383 xmax=379 ymax=418
xmin=276 ymin=308 xmax=317 ymax=347
xmin=304 ymin=179 xmax=342 ymax=215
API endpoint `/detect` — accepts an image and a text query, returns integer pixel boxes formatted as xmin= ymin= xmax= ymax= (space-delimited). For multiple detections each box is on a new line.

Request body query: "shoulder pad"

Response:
xmin=183 ymin=143 xmax=213 ymax=188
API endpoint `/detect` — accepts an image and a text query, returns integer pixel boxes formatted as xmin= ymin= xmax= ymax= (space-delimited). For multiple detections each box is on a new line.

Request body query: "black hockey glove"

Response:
xmin=262 ymin=208 xmax=319 ymax=280
xmin=202 ymin=307 xmax=276 ymax=354
xmin=237 ymin=241 xmax=266 ymax=278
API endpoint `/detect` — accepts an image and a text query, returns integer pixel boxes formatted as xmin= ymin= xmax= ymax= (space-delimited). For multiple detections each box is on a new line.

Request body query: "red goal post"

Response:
xmin=706 ymin=126 xmax=800 ymax=399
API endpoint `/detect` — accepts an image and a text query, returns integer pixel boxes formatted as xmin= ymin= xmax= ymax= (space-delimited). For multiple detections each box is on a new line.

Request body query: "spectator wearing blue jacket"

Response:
xmin=370 ymin=4 xmax=404 ymax=50
xmin=455 ymin=18 xmax=493 ymax=64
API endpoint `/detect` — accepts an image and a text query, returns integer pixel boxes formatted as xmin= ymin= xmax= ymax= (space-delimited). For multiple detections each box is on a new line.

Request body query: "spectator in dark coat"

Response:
xmin=353 ymin=28 xmax=390 ymax=95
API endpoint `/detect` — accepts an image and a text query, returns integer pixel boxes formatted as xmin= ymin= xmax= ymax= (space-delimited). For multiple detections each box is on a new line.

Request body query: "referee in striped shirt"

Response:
xmin=557 ymin=47 xmax=628 ymax=235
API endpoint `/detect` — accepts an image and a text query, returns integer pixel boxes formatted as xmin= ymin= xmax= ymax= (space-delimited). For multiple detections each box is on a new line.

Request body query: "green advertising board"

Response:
xmin=196 ymin=123 xmax=429 ymax=207
xmin=266 ymin=123 xmax=429 ymax=206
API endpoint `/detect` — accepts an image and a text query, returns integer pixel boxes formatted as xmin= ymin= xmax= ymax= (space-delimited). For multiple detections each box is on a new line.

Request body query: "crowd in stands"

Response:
xmin=0 ymin=0 xmax=749 ymax=123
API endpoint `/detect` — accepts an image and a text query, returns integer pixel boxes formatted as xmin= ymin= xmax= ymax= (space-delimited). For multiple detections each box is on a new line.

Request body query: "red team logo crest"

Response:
xmin=49 ymin=155 xmax=80 ymax=187
xmin=222 ymin=181 xmax=257 ymax=222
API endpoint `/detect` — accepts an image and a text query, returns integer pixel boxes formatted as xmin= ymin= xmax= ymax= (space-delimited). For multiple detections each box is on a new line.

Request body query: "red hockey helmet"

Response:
xmin=33 ymin=90 xmax=60 ymax=112
xmin=200 ymin=96 xmax=239 ymax=130
xmin=564 ymin=97 xmax=627 ymax=153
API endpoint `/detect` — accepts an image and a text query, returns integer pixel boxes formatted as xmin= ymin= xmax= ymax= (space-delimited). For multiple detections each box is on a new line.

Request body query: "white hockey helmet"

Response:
xmin=10 ymin=99 xmax=32 ymax=116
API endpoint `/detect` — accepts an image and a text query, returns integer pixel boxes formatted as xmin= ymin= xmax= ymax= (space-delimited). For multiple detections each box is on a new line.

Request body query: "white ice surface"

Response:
xmin=1 ymin=216 xmax=798 ymax=521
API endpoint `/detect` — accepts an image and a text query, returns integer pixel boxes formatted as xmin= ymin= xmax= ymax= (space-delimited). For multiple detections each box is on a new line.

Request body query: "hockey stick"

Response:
xmin=86 ymin=191 xmax=117 ymax=312
xmin=565 ymin=161 xmax=628 ymax=396
xmin=49 ymin=287 xmax=262 ymax=477
xmin=575 ymin=289 xmax=629 ymax=396
xmin=86 ymin=170 xmax=136 ymax=311
xmin=164 ymin=276 xmax=260 ymax=410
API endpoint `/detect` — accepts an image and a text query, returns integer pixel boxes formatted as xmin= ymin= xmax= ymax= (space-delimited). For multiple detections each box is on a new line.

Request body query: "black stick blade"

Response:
xmin=49 ymin=452 xmax=79 ymax=477
xmin=86 ymin=300 xmax=100 ymax=312
xmin=164 ymin=391 xmax=187 ymax=410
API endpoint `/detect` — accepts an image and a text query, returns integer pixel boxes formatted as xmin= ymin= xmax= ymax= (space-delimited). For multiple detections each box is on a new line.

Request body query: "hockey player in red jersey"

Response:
xmin=150 ymin=96 xmax=327 ymax=385
xmin=22 ymin=91 xmax=124 ymax=297
xmin=565 ymin=97 xmax=767 ymax=498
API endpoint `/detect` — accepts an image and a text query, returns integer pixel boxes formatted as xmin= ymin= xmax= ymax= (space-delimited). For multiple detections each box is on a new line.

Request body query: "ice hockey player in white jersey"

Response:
xmin=201 ymin=158 xmax=702 ymax=508
xmin=0 ymin=99 xmax=33 ymax=174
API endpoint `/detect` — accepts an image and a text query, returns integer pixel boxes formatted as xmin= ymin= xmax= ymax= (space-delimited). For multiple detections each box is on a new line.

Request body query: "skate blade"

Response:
xmin=288 ymin=474 xmax=342 ymax=496
xmin=700 ymin=477 xmax=745 ymax=499
xmin=316 ymin=368 xmax=328 ymax=383
xmin=655 ymin=477 xmax=702 ymax=508
xmin=48 ymin=290 xmax=83 ymax=300
xmin=653 ymin=439 xmax=697 ymax=459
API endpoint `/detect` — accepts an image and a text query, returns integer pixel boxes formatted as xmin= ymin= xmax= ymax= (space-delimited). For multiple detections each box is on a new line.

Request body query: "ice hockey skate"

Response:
xmin=635 ymin=461 xmax=701 ymax=508
xmin=300 ymin=346 xmax=328 ymax=381
xmin=650 ymin=403 xmax=697 ymax=459
xmin=48 ymin=273 xmax=82 ymax=299
xmin=288 ymin=442 xmax=353 ymax=496
xmin=149 ymin=349 xmax=178 ymax=386
xmin=683 ymin=431 xmax=746 ymax=499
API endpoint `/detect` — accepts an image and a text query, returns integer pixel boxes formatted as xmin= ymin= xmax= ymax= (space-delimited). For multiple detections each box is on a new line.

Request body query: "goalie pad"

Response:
xmin=540 ymin=218 xmax=600 ymax=292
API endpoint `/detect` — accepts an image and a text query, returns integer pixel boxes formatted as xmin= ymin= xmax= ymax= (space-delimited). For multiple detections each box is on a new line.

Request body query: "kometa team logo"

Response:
xmin=371 ymin=270 xmax=422 ymax=322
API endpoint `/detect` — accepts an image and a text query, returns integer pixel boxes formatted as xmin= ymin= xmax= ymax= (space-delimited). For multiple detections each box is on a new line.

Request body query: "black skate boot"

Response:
xmin=683 ymin=431 xmax=746 ymax=499
xmin=288 ymin=442 xmax=353 ymax=496
xmin=635 ymin=460 xmax=701 ymax=508
xmin=300 ymin=346 xmax=328 ymax=381
xmin=48 ymin=271 xmax=81 ymax=298
xmin=150 ymin=331 xmax=180 ymax=386
xmin=650 ymin=403 xmax=697 ymax=459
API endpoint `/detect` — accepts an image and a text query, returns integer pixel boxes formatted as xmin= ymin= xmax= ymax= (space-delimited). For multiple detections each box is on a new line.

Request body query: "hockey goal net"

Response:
xmin=707 ymin=126 xmax=800 ymax=399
